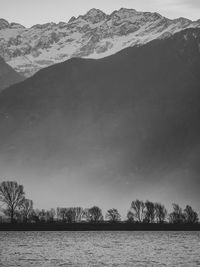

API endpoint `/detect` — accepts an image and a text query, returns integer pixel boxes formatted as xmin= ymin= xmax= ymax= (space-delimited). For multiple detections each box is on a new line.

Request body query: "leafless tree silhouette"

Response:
xmin=106 ymin=208 xmax=121 ymax=222
xmin=21 ymin=199 xmax=33 ymax=222
xmin=130 ymin=200 xmax=145 ymax=222
xmin=154 ymin=203 xmax=167 ymax=223
xmin=144 ymin=201 xmax=155 ymax=223
xmin=184 ymin=205 xmax=199 ymax=224
xmin=87 ymin=206 xmax=103 ymax=222
xmin=0 ymin=181 xmax=25 ymax=223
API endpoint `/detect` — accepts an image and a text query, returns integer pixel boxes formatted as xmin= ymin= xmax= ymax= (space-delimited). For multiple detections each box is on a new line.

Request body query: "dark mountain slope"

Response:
xmin=0 ymin=28 xmax=200 ymax=211
xmin=0 ymin=56 xmax=24 ymax=91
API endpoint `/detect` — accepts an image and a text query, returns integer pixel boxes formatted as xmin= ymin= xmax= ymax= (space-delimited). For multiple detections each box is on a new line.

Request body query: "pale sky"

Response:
xmin=0 ymin=0 xmax=200 ymax=27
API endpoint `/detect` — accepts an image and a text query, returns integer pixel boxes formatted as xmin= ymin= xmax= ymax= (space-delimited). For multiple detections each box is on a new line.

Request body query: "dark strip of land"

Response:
xmin=0 ymin=223 xmax=200 ymax=231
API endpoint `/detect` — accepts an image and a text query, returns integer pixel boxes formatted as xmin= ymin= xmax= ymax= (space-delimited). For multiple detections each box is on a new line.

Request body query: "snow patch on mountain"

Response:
xmin=0 ymin=8 xmax=199 ymax=77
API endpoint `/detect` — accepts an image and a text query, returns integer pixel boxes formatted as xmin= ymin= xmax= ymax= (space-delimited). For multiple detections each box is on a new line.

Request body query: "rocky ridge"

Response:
xmin=0 ymin=8 xmax=199 ymax=77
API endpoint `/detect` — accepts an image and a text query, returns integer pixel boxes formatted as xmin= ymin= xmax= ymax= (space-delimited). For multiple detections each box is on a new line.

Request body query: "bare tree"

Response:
xmin=87 ymin=206 xmax=103 ymax=223
xmin=73 ymin=207 xmax=84 ymax=222
xmin=29 ymin=209 xmax=40 ymax=223
xmin=106 ymin=208 xmax=121 ymax=222
xmin=65 ymin=208 xmax=76 ymax=223
xmin=169 ymin=203 xmax=185 ymax=224
xmin=0 ymin=181 xmax=25 ymax=223
xmin=45 ymin=209 xmax=56 ymax=222
xmin=57 ymin=207 xmax=84 ymax=223
xmin=82 ymin=208 xmax=90 ymax=221
xmin=144 ymin=201 xmax=155 ymax=223
xmin=38 ymin=209 xmax=47 ymax=222
xmin=57 ymin=207 xmax=67 ymax=222
xmin=184 ymin=205 xmax=199 ymax=224
xmin=65 ymin=207 xmax=85 ymax=223
xmin=154 ymin=203 xmax=167 ymax=223
xmin=127 ymin=210 xmax=135 ymax=222
xmin=21 ymin=199 xmax=33 ymax=223
xmin=130 ymin=200 xmax=145 ymax=222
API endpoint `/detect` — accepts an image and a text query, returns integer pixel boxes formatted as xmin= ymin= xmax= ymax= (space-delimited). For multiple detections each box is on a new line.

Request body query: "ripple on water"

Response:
xmin=0 ymin=231 xmax=199 ymax=267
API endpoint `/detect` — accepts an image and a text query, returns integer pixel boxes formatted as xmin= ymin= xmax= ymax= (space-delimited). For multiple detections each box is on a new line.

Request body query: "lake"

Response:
xmin=0 ymin=231 xmax=199 ymax=266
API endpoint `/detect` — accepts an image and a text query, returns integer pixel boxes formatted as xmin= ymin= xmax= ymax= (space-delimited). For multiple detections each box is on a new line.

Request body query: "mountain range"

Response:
xmin=0 ymin=28 xmax=200 ymax=210
xmin=0 ymin=8 xmax=200 ymax=77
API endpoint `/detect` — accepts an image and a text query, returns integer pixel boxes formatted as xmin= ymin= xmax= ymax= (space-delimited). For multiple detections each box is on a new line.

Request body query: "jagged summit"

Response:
xmin=68 ymin=16 xmax=76 ymax=23
xmin=111 ymin=8 xmax=138 ymax=16
xmin=0 ymin=8 xmax=199 ymax=77
xmin=174 ymin=17 xmax=192 ymax=23
xmin=0 ymin=19 xmax=10 ymax=30
xmin=79 ymin=8 xmax=107 ymax=23
xmin=0 ymin=19 xmax=25 ymax=30
xmin=69 ymin=8 xmax=107 ymax=24
xmin=85 ymin=8 xmax=106 ymax=17
xmin=10 ymin=22 xmax=25 ymax=29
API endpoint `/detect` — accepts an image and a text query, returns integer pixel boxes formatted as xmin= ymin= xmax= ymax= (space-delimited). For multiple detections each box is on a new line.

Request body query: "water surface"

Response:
xmin=0 ymin=231 xmax=199 ymax=266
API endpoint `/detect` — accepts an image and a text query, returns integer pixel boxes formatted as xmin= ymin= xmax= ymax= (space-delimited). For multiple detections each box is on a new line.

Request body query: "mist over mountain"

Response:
xmin=0 ymin=8 xmax=199 ymax=77
xmin=0 ymin=56 xmax=24 ymax=91
xmin=0 ymin=28 xmax=200 ymax=212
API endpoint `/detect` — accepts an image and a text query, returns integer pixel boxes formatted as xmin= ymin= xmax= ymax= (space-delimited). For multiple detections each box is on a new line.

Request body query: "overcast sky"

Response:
xmin=0 ymin=0 xmax=200 ymax=27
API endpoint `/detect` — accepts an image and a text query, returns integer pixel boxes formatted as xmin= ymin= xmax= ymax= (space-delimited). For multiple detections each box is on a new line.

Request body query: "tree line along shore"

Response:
xmin=0 ymin=181 xmax=199 ymax=229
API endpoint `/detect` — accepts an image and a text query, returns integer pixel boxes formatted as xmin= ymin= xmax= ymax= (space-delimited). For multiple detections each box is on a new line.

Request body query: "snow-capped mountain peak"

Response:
xmin=0 ymin=8 xmax=199 ymax=77
xmin=81 ymin=8 xmax=107 ymax=23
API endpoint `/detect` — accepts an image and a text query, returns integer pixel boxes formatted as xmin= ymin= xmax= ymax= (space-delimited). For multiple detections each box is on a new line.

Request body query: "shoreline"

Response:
xmin=0 ymin=222 xmax=200 ymax=231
